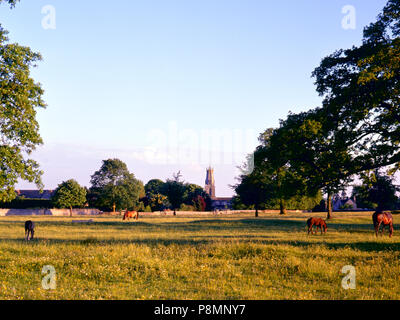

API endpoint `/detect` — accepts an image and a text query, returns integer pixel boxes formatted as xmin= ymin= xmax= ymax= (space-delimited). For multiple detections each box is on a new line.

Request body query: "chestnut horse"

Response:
xmin=123 ymin=210 xmax=139 ymax=221
xmin=373 ymin=211 xmax=393 ymax=238
xmin=307 ymin=217 xmax=327 ymax=235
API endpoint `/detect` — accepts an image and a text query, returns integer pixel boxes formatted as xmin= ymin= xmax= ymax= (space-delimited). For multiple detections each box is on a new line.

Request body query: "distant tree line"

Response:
xmin=1 ymin=159 xmax=212 ymax=214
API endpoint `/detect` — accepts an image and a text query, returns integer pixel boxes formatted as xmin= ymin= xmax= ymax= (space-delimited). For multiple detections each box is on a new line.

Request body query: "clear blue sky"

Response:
xmin=0 ymin=0 xmax=388 ymax=196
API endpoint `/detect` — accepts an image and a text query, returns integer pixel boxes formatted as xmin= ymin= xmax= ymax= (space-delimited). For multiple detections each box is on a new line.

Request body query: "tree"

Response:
xmin=52 ymin=180 xmax=87 ymax=217
xmin=162 ymin=171 xmax=186 ymax=215
xmin=234 ymin=150 xmax=278 ymax=217
xmin=89 ymin=159 xmax=144 ymax=212
xmin=263 ymin=107 xmax=355 ymax=220
xmin=192 ymin=195 xmax=207 ymax=212
xmin=148 ymin=193 xmax=169 ymax=212
xmin=0 ymin=1 xmax=46 ymax=202
xmin=257 ymin=128 xmax=308 ymax=215
xmin=312 ymin=0 xmax=400 ymax=177
xmin=145 ymin=179 xmax=165 ymax=197
xmin=234 ymin=167 xmax=272 ymax=217
xmin=183 ymin=183 xmax=211 ymax=211
xmin=352 ymin=170 xmax=399 ymax=211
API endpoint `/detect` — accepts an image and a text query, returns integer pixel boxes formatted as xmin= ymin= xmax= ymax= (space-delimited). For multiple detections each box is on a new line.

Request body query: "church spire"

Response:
xmin=205 ymin=167 xmax=216 ymax=199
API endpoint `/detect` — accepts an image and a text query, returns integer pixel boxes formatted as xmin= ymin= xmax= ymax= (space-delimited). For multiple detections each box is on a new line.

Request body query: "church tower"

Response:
xmin=205 ymin=167 xmax=216 ymax=199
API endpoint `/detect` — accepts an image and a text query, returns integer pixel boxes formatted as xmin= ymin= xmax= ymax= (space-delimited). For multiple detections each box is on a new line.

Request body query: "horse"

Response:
xmin=307 ymin=217 xmax=327 ymax=235
xmin=25 ymin=221 xmax=35 ymax=241
xmin=123 ymin=210 xmax=139 ymax=221
xmin=373 ymin=211 xmax=394 ymax=238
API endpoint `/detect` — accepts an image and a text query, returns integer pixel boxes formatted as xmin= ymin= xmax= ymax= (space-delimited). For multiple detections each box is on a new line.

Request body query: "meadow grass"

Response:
xmin=0 ymin=212 xmax=399 ymax=300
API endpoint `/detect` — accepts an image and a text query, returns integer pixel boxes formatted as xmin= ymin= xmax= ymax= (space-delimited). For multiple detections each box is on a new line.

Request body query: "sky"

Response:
xmin=0 ymin=0 xmax=389 ymax=196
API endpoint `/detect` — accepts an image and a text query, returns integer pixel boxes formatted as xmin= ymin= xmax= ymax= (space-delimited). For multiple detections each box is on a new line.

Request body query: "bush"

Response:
xmin=0 ymin=198 xmax=52 ymax=209
xmin=180 ymin=204 xmax=195 ymax=211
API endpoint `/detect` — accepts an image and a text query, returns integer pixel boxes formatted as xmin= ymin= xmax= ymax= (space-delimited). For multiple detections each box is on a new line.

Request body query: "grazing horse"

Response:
xmin=307 ymin=217 xmax=327 ymax=235
xmin=373 ymin=211 xmax=394 ymax=238
xmin=123 ymin=210 xmax=139 ymax=221
xmin=25 ymin=221 xmax=35 ymax=241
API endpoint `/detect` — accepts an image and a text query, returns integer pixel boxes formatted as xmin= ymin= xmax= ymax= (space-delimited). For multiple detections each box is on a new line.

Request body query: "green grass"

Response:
xmin=0 ymin=212 xmax=399 ymax=300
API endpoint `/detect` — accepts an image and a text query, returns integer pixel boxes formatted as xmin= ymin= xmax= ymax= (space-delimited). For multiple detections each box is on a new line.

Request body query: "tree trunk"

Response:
xmin=327 ymin=193 xmax=333 ymax=220
xmin=279 ymin=199 xmax=287 ymax=215
xmin=255 ymin=204 xmax=259 ymax=218
xmin=69 ymin=206 xmax=73 ymax=217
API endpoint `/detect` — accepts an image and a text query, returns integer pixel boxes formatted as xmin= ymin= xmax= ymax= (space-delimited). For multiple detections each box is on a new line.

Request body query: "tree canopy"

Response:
xmin=312 ymin=0 xmax=400 ymax=175
xmin=0 ymin=0 xmax=46 ymax=202
xmin=89 ymin=159 xmax=144 ymax=212
xmin=235 ymin=1 xmax=400 ymax=217
xmin=52 ymin=180 xmax=87 ymax=216
xmin=352 ymin=170 xmax=399 ymax=211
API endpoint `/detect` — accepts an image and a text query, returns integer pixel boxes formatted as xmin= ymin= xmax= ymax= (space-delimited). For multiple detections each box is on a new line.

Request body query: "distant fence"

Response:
xmin=135 ymin=209 xmax=312 ymax=217
xmin=0 ymin=209 xmax=101 ymax=217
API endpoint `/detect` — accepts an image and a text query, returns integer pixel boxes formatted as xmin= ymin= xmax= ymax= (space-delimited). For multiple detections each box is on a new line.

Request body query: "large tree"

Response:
xmin=89 ymin=159 xmax=144 ymax=212
xmin=312 ymin=0 xmax=400 ymax=176
xmin=256 ymin=128 xmax=309 ymax=215
xmin=162 ymin=171 xmax=186 ymax=215
xmin=52 ymin=179 xmax=87 ymax=217
xmin=268 ymin=109 xmax=354 ymax=219
xmin=0 ymin=0 xmax=46 ymax=202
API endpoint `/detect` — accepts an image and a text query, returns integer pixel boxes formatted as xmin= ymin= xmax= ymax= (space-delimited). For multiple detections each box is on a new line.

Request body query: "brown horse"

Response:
xmin=123 ymin=210 xmax=139 ymax=221
xmin=373 ymin=211 xmax=394 ymax=238
xmin=307 ymin=217 xmax=327 ymax=235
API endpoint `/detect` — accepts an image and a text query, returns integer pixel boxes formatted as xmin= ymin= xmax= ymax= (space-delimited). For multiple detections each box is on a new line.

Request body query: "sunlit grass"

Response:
xmin=0 ymin=212 xmax=398 ymax=300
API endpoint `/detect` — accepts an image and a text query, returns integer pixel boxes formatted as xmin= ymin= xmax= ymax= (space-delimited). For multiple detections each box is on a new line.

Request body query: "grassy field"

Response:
xmin=0 ymin=211 xmax=399 ymax=300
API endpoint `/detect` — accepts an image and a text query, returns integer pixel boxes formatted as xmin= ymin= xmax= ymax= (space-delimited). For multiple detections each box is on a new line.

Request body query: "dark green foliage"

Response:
xmin=234 ymin=162 xmax=274 ymax=217
xmin=241 ymin=1 xmax=400 ymax=219
xmin=352 ymin=170 xmax=399 ymax=210
xmin=161 ymin=172 xmax=186 ymax=214
xmin=0 ymin=2 xmax=45 ymax=202
xmin=89 ymin=159 xmax=145 ymax=212
xmin=183 ymin=183 xmax=211 ymax=211
xmin=0 ymin=198 xmax=51 ymax=209
xmin=144 ymin=177 xmax=212 ymax=212
xmin=52 ymin=180 xmax=87 ymax=215
xmin=145 ymin=179 xmax=165 ymax=196
xmin=312 ymin=0 xmax=400 ymax=175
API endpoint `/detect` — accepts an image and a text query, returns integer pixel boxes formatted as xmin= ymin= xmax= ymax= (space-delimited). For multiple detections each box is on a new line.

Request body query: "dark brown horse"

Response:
xmin=123 ymin=210 xmax=139 ymax=221
xmin=307 ymin=217 xmax=327 ymax=235
xmin=373 ymin=211 xmax=394 ymax=238
xmin=25 ymin=220 xmax=35 ymax=241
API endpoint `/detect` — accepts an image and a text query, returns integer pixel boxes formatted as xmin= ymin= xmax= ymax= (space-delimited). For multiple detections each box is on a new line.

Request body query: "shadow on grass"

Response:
xmin=255 ymin=239 xmax=400 ymax=253
xmin=1 ymin=217 xmax=398 ymax=234
xmin=1 ymin=218 xmax=399 ymax=253
xmin=3 ymin=235 xmax=399 ymax=253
